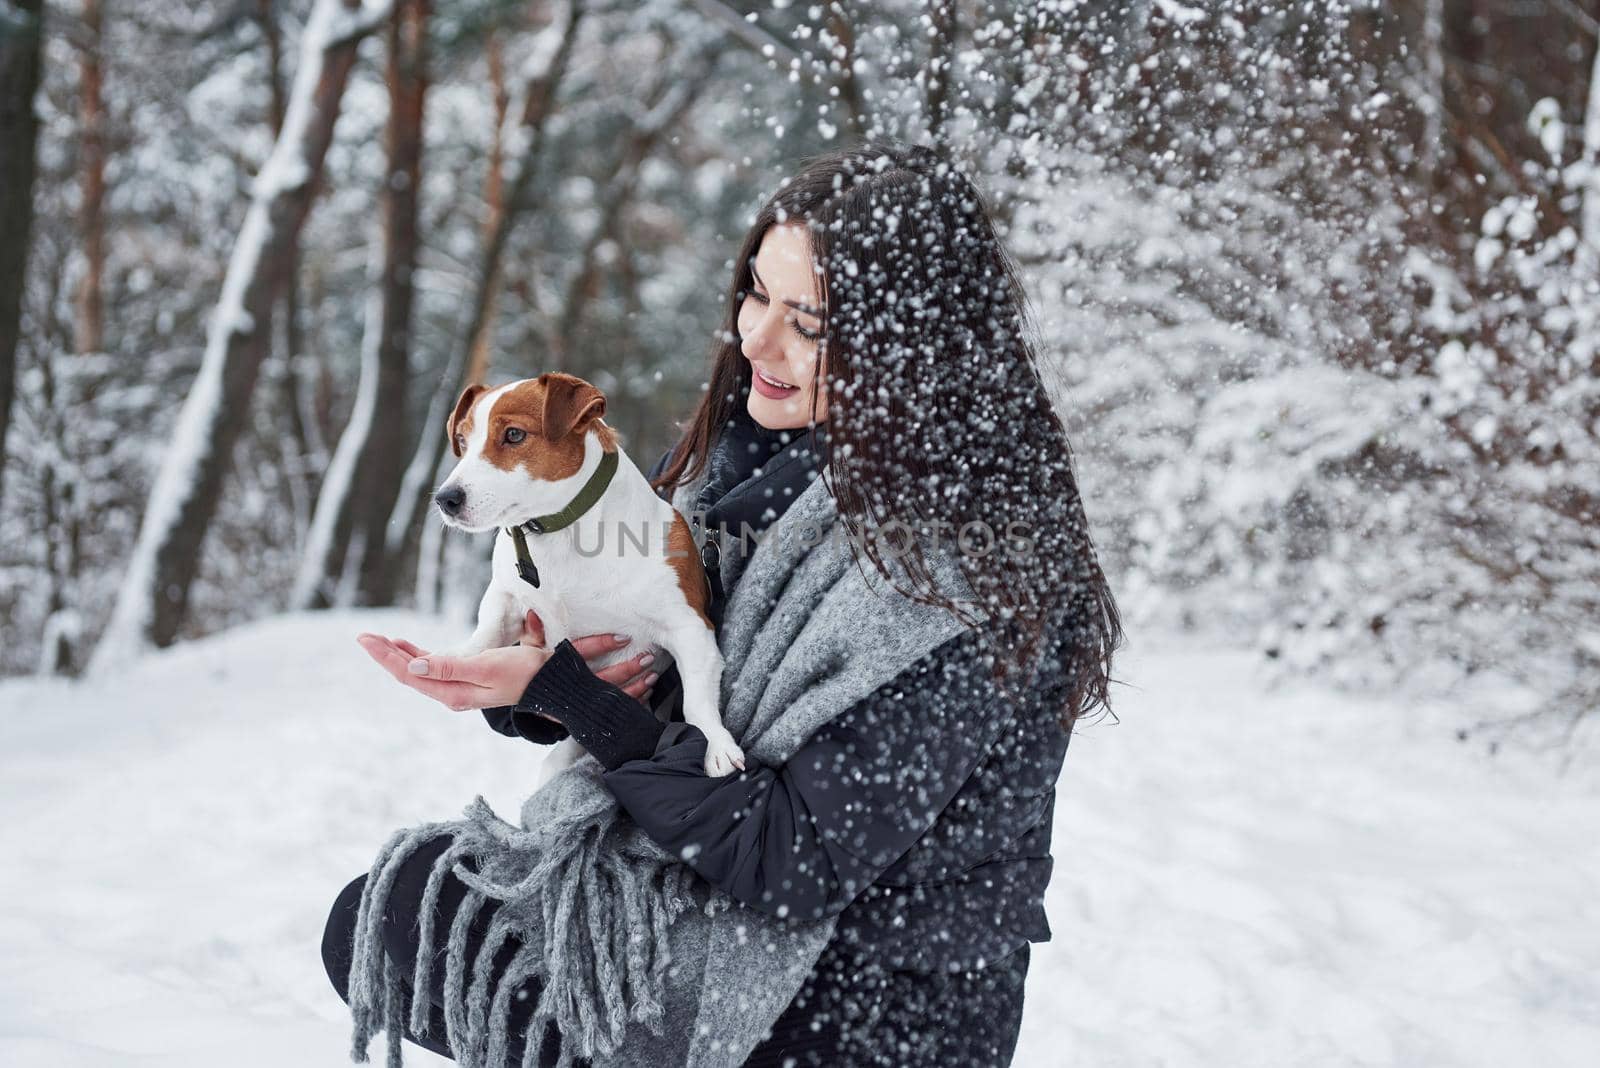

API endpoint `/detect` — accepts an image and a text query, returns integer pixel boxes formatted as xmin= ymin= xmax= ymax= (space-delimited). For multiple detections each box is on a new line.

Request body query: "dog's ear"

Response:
xmin=447 ymin=384 xmax=488 ymax=457
xmin=539 ymin=373 xmax=606 ymax=443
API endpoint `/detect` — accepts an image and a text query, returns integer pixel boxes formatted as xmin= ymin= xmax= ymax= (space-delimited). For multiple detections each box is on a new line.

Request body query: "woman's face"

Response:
xmin=736 ymin=223 xmax=830 ymax=429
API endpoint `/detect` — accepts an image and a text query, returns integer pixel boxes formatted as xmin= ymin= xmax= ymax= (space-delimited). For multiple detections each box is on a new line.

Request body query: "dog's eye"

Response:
xmin=454 ymin=434 xmax=465 ymax=453
xmin=503 ymin=427 xmax=526 ymax=445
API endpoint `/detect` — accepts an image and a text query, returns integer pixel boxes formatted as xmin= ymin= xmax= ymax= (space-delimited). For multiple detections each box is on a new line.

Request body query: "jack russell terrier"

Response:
xmin=431 ymin=372 xmax=745 ymax=780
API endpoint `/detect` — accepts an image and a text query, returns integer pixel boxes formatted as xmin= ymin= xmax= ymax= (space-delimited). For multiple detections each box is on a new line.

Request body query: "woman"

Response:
xmin=323 ymin=140 xmax=1121 ymax=1067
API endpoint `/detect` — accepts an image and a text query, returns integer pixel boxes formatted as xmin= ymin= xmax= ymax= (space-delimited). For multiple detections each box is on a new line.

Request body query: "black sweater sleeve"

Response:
xmin=485 ymin=640 xmax=667 ymax=767
xmin=600 ymin=625 xmax=1023 ymax=922
xmin=480 ymin=705 xmax=571 ymax=745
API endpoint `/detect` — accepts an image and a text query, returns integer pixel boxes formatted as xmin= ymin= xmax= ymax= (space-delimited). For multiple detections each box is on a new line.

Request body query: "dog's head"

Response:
xmin=433 ymin=373 xmax=612 ymax=532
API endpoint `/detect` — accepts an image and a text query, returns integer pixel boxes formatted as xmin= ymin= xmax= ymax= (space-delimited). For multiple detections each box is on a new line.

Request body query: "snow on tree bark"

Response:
xmin=292 ymin=0 xmax=427 ymax=610
xmin=91 ymin=0 xmax=392 ymax=669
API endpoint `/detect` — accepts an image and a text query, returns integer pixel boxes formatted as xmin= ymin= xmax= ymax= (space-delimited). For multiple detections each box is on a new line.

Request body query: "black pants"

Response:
xmin=322 ymin=833 xmax=1030 ymax=1067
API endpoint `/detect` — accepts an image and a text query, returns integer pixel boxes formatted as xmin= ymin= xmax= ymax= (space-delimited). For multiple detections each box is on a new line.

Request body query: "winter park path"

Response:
xmin=0 ymin=611 xmax=1595 ymax=1067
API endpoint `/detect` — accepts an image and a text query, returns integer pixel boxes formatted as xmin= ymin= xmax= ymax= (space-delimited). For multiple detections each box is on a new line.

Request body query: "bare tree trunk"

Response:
xmin=465 ymin=33 xmax=510 ymax=388
xmin=256 ymin=0 xmax=317 ymax=546
xmin=43 ymin=0 xmax=109 ymax=674
xmin=74 ymin=0 xmax=105 ymax=355
xmin=92 ymin=0 xmax=388 ymax=668
xmin=372 ymin=0 xmax=586 ymax=605
xmin=0 ymin=0 xmax=44 ymax=511
xmin=293 ymin=0 xmax=427 ymax=608
xmin=351 ymin=0 xmax=425 ymax=601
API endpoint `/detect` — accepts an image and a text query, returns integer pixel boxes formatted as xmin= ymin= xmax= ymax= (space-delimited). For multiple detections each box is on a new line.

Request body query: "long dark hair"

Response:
xmin=652 ymin=140 xmax=1122 ymax=730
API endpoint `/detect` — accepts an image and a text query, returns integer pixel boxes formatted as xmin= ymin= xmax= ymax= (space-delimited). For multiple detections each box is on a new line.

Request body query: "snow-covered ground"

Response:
xmin=1 ymin=610 xmax=1595 ymax=1067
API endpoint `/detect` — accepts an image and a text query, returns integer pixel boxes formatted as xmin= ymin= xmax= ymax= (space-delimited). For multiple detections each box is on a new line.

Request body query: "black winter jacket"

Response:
xmin=482 ymin=408 xmax=1073 ymax=972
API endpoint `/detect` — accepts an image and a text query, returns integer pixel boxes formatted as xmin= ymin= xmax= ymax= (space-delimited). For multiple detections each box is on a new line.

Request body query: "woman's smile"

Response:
xmin=750 ymin=360 xmax=799 ymax=398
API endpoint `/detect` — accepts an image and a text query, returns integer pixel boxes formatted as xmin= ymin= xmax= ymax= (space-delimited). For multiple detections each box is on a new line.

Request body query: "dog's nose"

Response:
xmin=434 ymin=485 xmax=466 ymax=517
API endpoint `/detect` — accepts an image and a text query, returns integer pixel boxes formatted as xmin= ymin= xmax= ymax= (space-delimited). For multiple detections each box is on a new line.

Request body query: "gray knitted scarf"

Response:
xmin=344 ymin=462 xmax=977 ymax=1068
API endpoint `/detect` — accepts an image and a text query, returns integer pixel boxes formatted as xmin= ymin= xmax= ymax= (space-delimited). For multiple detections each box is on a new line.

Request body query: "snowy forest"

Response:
xmin=0 ymin=0 xmax=1595 ymax=755
xmin=2 ymin=2 xmax=1600 ymax=1065
xmin=0 ymin=0 xmax=1594 ymax=749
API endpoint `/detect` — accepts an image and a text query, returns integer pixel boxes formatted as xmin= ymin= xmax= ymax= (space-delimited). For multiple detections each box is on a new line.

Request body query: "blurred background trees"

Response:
xmin=0 ymin=1 xmax=1595 ymax=750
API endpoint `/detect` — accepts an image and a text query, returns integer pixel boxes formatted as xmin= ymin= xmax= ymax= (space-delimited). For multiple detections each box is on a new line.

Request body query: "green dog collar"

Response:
xmin=504 ymin=448 xmax=620 ymax=588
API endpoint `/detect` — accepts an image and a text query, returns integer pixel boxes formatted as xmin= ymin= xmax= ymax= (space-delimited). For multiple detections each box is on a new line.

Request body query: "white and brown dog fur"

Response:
xmin=433 ymin=373 xmax=744 ymax=781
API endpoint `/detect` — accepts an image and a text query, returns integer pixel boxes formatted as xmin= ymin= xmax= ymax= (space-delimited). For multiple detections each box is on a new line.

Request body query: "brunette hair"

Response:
xmin=652 ymin=140 xmax=1122 ymax=729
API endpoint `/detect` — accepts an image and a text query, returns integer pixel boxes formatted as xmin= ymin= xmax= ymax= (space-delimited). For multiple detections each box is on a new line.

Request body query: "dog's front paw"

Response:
xmin=700 ymin=727 xmax=747 ymax=778
xmin=439 ymin=638 xmax=490 ymax=659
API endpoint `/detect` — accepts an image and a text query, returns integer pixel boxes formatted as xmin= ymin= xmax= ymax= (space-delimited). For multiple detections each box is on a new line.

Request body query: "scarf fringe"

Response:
xmin=346 ymin=790 xmax=704 ymax=1067
xmin=409 ymin=834 xmax=481 ymax=1034
xmin=443 ymin=883 xmax=488 ymax=1052
xmin=464 ymin=911 xmax=522 ymax=1061
xmin=348 ymin=819 xmax=460 ymax=1063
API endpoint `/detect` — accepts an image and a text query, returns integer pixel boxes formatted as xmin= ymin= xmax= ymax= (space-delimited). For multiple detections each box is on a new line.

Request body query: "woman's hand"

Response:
xmin=355 ymin=611 xmax=659 ymax=715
